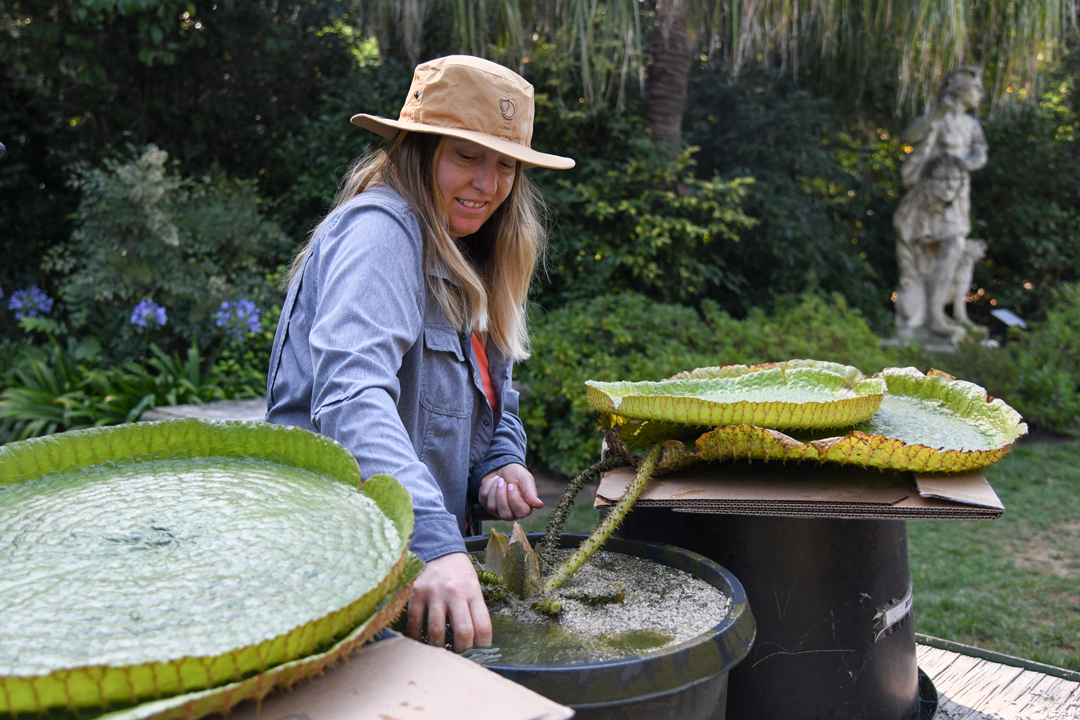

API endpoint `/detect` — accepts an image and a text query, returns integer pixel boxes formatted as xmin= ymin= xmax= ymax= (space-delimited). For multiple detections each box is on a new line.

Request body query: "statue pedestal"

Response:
xmin=881 ymin=323 xmax=988 ymax=355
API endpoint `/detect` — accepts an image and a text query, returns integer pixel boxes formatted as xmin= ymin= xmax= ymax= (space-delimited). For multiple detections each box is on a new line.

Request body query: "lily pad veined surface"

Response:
xmin=95 ymin=554 xmax=424 ymax=720
xmin=0 ymin=420 xmax=415 ymax=715
xmin=588 ymin=360 xmax=885 ymax=431
xmin=613 ymin=367 xmax=1027 ymax=474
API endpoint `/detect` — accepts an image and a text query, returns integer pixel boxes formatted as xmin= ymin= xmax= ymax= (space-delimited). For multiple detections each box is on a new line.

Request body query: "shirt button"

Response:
xmin=483 ymin=419 xmax=490 ymax=427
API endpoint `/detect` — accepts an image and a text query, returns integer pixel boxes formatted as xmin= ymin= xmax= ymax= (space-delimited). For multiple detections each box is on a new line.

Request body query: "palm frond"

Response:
xmin=358 ymin=0 xmax=1077 ymax=112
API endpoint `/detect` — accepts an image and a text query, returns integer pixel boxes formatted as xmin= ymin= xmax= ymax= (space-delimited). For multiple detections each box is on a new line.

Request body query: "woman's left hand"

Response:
xmin=479 ymin=463 xmax=544 ymax=520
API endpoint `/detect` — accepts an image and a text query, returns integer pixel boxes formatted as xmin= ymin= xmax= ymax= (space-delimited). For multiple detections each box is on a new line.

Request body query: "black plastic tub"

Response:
xmin=615 ymin=510 xmax=931 ymax=720
xmin=464 ymin=532 xmax=756 ymax=720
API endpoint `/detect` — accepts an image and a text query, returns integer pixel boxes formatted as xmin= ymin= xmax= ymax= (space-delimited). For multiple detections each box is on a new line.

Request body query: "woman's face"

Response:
xmin=436 ymin=137 xmax=517 ymax=240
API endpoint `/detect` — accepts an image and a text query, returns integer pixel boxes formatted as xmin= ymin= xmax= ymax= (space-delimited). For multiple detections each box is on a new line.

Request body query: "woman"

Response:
xmin=265 ymin=56 xmax=574 ymax=652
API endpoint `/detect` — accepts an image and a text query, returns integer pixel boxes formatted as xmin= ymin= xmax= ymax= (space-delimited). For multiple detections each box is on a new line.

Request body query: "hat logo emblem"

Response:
xmin=499 ymin=99 xmax=516 ymax=119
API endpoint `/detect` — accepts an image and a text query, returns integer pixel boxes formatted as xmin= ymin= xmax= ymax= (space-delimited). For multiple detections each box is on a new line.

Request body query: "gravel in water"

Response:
xmin=477 ymin=549 xmax=730 ymax=663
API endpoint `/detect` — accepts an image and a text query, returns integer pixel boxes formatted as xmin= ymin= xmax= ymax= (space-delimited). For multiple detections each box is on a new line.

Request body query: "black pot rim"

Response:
xmin=464 ymin=531 xmax=756 ymax=679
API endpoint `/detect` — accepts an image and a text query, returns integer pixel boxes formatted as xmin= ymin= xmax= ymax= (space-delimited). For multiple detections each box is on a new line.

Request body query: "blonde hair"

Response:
xmin=286 ymin=132 xmax=545 ymax=361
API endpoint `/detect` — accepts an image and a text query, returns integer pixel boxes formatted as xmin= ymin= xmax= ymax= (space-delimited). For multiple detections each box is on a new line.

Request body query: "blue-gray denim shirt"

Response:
xmin=265 ymin=186 xmax=526 ymax=562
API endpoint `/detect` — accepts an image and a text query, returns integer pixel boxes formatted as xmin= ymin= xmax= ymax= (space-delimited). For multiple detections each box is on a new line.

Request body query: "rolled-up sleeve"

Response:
xmin=305 ymin=203 xmax=465 ymax=561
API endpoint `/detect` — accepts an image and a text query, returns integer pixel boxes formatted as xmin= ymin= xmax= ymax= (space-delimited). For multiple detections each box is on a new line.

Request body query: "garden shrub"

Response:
xmin=1009 ymin=283 xmax=1080 ymax=432
xmin=684 ymin=66 xmax=902 ymax=331
xmin=968 ymin=72 xmax=1080 ymax=323
xmin=0 ymin=317 xmax=256 ymax=444
xmin=0 ymin=0 xmax=363 ymax=309
xmin=533 ymin=110 xmax=757 ymax=309
xmin=267 ymin=60 xmax=412 ymax=240
xmin=747 ymin=293 xmax=903 ymax=373
xmin=43 ymin=146 xmax=288 ymax=355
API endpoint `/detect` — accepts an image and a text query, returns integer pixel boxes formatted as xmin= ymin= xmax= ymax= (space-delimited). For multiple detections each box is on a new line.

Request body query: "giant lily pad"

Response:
xmin=97 ymin=555 xmax=424 ymax=720
xmin=588 ymin=360 xmax=885 ymax=431
xmin=0 ymin=420 xmax=416 ymax=716
xmin=610 ymin=367 xmax=1027 ymax=474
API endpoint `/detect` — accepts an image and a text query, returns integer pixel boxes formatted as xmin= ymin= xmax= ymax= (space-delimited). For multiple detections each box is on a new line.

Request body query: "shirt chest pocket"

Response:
xmin=420 ymin=325 xmax=472 ymax=418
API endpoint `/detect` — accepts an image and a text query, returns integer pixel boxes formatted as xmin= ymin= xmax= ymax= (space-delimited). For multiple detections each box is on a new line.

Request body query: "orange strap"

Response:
xmin=471 ymin=332 xmax=499 ymax=413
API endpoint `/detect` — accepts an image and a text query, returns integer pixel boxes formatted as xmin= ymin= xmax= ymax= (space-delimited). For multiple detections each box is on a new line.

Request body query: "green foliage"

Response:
xmin=538 ymin=114 xmax=756 ymax=306
xmin=0 ymin=319 xmax=109 ymax=441
xmin=519 ymin=291 xmax=901 ymax=475
xmin=44 ymin=146 xmax=288 ymax=352
xmin=0 ymin=318 xmax=250 ymax=444
xmin=1011 ymin=283 xmax=1080 ymax=432
xmin=266 ymin=62 xmax=412 ymax=239
xmin=968 ymin=71 xmax=1080 ymax=322
xmin=0 ymin=0 xmax=359 ymax=304
xmin=359 ymin=0 xmax=1077 ymax=115
xmin=520 ymin=293 xmax=717 ymax=475
xmin=685 ymin=68 xmax=903 ymax=329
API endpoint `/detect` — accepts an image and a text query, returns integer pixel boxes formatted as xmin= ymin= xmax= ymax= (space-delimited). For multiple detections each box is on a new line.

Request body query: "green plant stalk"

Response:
xmin=540 ymin=454 xmax=630 ymax=567
xmin=475 ymin=569 xmax=502 ymax=586
xmin=533 ymin=594 xmax=563 ymax=616
xmin=543 ymin=443 xmax=662 ymax=594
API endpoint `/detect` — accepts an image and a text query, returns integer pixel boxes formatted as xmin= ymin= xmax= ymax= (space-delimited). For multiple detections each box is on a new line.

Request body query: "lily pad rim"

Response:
xmin=93 ymin=553 xmax=424 ymax=720
xmin=585 ymin=360 xmax=886 ymax=430
xmin=0 ymin=419 xmax=415 ymax=712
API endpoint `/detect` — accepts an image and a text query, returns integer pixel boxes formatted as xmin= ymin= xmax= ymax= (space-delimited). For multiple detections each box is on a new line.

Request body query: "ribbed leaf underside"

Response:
xmin=588 ymin=360 xmax=885 ymax=430
xmin=625 ymin=367 xmax=1027 ymax=474
xmin=0 ymin=420 xmax=414 ymax=715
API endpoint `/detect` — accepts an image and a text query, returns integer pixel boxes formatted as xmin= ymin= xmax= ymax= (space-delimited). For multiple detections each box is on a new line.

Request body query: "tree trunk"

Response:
xmin=402 ymin=0 xmax=427 ymax=68
xmin=645 ymin=0 xmax=693 ymax=154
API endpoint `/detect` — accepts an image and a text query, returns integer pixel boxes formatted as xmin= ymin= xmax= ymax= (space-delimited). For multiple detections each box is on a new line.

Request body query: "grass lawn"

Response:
xmin=493 ymin=440 xmax=1080 ymax=671
xmin=909 ymin=439 xmax=1080 ymax=670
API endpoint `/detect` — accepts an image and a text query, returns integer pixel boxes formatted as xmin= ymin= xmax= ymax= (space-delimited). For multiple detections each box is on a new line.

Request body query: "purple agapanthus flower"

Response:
xmin=9 ymin=286 xmax=53 ymax=319
xmin=130 ymin=300 xmax=167 ymax=329
xmin=215 ymin=299 xmax=260 ymax=340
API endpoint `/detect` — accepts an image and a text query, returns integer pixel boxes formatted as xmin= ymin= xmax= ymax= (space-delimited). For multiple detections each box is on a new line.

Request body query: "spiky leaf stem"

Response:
xmin=543 ymin=443 xmax=662 ymax=594
xmin=540 ymin=455 xmax=630 ymax=567
xmin=475 ymin=569 xmax=503 ymax=586
xmin=533 ymin=594 xmax=563 ymax=615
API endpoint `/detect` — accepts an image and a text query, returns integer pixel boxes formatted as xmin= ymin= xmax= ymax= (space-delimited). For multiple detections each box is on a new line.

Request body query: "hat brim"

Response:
xmin=351 ymin=114 xmax=575 ymax=170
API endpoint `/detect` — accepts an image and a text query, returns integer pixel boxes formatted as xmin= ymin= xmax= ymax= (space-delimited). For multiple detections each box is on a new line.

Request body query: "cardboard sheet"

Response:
xmin=914 ymin=471 xmax=1004 ymax=509
xmin=228 ymin=634 xmax=573 ymax=720
xmin=595 ymin=461 xmax=1003 ymax=520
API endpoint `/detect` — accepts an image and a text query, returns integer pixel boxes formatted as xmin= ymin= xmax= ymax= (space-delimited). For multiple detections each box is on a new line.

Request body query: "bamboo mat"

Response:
xmin=918 ymin=644 xmax=1080 ymax=719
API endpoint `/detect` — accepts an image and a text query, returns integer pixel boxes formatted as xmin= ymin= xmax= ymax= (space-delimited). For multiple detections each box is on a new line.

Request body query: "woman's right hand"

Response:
xmin=478 ymin=463 xmax=543 ymax=520
xmin=407 ymin=552 xmax=492 ymax=652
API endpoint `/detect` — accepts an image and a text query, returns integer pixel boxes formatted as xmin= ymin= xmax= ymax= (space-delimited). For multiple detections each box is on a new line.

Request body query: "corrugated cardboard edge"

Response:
xmin=227 ymin=634 xmax=573 ymax=720
xmin=596 ymin=463 xmax=1004 ymax=520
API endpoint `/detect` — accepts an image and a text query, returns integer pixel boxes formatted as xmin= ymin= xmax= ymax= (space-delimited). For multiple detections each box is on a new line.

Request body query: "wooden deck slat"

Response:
xmin=989 ymin=668 xmax=1050 ymax=707
xmin=917 ymin=643 xmax=1080 ymax=719
xmin=982 ymin=672 xmax=1054 ymax=715
xmin=958 ymin=665 xmax=1028 ymax=710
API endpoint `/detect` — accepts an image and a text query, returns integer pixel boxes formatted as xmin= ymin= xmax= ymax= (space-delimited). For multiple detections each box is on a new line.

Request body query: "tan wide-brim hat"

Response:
xmin=351 ymin=55 xmax=575 ymax=170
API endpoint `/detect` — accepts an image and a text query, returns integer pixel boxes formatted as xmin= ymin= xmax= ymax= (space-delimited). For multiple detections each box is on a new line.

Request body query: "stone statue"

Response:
xmin=891 ymin=66 xmax=988 ymax=346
